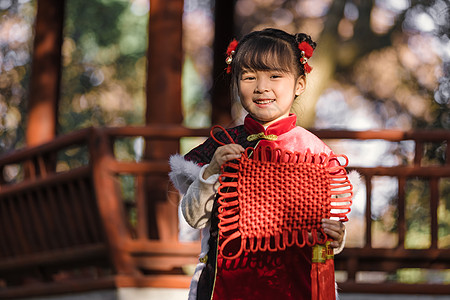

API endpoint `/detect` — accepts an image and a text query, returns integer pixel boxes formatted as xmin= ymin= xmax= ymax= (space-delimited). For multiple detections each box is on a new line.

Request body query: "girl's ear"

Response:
xmin=295 ymin=75 xmax=306 ymax=96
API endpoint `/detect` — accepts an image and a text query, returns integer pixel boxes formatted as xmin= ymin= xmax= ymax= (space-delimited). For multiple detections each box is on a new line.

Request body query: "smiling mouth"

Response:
xmin=254 ymin=99 xmax=275 ymax=104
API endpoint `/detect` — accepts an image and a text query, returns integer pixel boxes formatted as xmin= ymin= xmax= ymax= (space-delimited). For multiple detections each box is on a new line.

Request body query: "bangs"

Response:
xmin=236 ymin=38 xmax=296 ymax=74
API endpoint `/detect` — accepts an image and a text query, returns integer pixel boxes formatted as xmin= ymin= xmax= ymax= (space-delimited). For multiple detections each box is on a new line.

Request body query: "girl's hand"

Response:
xmin=203 ymin=144 xmax=245 ymax=180
xmin=322 ymin=219 xmax=345 ymax=248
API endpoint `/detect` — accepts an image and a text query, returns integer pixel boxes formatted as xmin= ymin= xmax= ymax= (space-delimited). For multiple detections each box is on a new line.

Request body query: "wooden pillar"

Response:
xmin=211 ymin=0 xmax=236 ymax=126
xmin=26 ymin=0 xmax=64 ymax=146
xmin=90 ymin=129 xmax=136 ymax=275
xmin=146 ymin=0 xmax=183 ymax=127
xmin=145 ymin=0 xmax=183 ymax=240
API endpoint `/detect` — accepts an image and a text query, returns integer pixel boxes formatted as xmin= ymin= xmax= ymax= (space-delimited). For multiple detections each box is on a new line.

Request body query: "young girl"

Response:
xmin=170 ymin=28 xmax=349 ymax=300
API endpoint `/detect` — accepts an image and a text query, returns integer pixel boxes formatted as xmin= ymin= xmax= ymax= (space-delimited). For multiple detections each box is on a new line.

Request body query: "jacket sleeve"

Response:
xmin=169 ymin=154 xmax=219 ymax=229
xmin=180 ymin=164 xmax=220 ymax=229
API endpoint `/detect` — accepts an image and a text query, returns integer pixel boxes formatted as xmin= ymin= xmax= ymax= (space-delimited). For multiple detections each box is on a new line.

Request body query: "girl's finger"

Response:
xmin=220 ymin=144 xmax=245 ymax=154
xmin=220 ymin=153 xmax=242 ymax=163
xmin=322 ymin=219 xmax=345 ymax=233
xmin=329 ymin=241 xmax=340 ymax=248
xmin=322 ymin=219 xmax=345 ymax=247
xmin=323 ymin=227 xmax=341 ymax=239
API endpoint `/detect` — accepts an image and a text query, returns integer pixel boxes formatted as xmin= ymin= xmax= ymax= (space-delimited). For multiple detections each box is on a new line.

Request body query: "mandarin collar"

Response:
xmin=244 ymin=114 xmax=297 ymax=136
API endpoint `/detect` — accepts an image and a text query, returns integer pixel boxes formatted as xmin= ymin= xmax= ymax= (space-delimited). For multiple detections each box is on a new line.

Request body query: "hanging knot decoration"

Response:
xmin=225 ymin=39 xmax=238 ymax=74
xmin=216 ymin=146 xmax=353 ymax=260
xmin=298 ymin=41 xmax=314 ymax=74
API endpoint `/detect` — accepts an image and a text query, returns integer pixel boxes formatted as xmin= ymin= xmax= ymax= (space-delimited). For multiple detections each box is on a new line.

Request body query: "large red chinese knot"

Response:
xmin=217 ymin=145 xmax=353 ymax=260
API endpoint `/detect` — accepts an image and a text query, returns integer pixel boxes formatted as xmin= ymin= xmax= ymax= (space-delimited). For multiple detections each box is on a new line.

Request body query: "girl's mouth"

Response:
xmin=254 ymin=99 xmax=275 ymax=105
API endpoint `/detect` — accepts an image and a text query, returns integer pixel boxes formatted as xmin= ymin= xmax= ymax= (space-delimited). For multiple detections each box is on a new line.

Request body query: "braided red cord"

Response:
xmin=217 ymin=145 xmax=353 ymax=260
xmin=210 ymin=125 xmax=236 ymax=146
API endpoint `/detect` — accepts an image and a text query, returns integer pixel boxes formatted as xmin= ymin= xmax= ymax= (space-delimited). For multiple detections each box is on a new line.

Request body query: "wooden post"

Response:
xmin=397 ymin=176 xmax=406 ymax=249
xmin=211 ymin=0 xmax=236 ymax=126
xmin=26 ymin=0 xmax=64 ymax=146
xmin=429 ymin=178 xmax=439 ymax=249
xmin=145 ymin=0 xmax=184 ymax=240
xmin=90 ymin=129 xmax=136 ymax=275
xmin=364 ymin=175 xmax=372 ymax=248
xmin=146 ymin=0 xmax=183 ymax=128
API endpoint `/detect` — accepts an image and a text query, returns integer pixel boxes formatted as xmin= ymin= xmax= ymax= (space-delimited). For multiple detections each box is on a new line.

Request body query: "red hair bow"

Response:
xmin=298 ymin=41 xmax=314 ymax=73
xmin=225 ymin=39 xmax=238 ymax=74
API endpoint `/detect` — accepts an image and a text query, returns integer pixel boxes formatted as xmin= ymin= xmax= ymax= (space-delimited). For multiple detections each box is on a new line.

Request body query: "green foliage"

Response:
xmin=59 ymin=0 xmax=148 ymax=134
xmin=65 ymin=0 xmax=128 ymax=48
xmin=396 ymin=268 xmax=450 ymax=284
xmin=0 ymin=0 xmax=35 ymax=154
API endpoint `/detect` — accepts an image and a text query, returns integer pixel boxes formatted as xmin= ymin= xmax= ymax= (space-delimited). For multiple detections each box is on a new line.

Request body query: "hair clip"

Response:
xmin=225 ymin=39 xmax=238 ymax=74
xmin=298 ymin=41 xmax=314 ymax=73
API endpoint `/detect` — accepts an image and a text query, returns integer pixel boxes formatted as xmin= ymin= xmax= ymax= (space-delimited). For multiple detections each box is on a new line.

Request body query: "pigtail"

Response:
xmin=294 ymin=33 xmax=317 ymax=50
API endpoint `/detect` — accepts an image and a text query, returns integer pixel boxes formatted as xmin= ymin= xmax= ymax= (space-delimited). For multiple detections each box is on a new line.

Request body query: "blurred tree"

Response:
xmin=59 ymin=0 xmax=148 ymax=133
xmin=1 ymin=0 xmax=448 ymax=147
xmin=233 ymin=0 xmax=448 ymax=131
xmin=27 ymin=0 xmax=64 ymax=146
xmin=0 ymin=0 xmax=35 ymax=154
xmin=0 ymin=0 xmax=149 ymax=154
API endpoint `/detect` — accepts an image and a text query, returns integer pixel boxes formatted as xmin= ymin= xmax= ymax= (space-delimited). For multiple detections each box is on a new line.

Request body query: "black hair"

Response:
xmin=229 ymin=28 xmax=316 ymax=101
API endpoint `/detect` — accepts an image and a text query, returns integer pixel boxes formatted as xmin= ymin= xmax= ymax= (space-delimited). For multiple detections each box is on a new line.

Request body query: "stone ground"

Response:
xmin=19 ymin=288 xmax=450 ymax=300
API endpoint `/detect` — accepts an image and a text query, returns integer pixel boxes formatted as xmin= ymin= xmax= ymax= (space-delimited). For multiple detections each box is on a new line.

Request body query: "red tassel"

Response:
xmin=304 ymin=63 xmax=312 ymax=74
xmin=311 ymin=241 xmax=336 ymax=300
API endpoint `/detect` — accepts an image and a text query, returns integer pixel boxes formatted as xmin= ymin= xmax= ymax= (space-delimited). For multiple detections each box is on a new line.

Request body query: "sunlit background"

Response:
xmin=0 ymin=0 xmax=449 ymax=284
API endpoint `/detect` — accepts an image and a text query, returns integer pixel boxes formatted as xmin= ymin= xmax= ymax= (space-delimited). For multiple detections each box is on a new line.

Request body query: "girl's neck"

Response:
xmin=253 ymin=114 xmax=291 ymax=128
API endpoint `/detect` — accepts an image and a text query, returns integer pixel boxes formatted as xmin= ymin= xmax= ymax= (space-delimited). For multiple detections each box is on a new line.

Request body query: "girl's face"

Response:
xmin=239 ymin=69 xmax=305 ymax=126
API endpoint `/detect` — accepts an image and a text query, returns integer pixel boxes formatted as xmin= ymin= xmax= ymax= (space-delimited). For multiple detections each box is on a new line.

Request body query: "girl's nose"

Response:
xmin=254 ymin=78 xmax=270 ymax=93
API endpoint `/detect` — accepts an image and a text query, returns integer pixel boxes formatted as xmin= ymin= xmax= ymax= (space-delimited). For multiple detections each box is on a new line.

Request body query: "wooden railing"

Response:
xmin=0 ymin=128 xmax=109 ymax=298
xmin=317 ymin=130 xmax=450 ymax=294
xmin=0 ymin=126 xmax=449 ymax=298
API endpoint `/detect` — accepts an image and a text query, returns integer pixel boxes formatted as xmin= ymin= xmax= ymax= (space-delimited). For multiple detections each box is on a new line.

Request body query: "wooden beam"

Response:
xmin=0 ymin=244 xmax=107 ymax=272
xmin=26 ymin=0 xmax=64 ymax=146
xmin=338 ymin=282 xmax=450 ymax=295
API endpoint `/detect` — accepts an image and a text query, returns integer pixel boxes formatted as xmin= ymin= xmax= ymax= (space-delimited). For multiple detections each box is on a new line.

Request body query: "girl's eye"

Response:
xmin=271 ymin=74 xmax=282 ymax=79
xmin=242 ymin=75 xmax=255 ymax=81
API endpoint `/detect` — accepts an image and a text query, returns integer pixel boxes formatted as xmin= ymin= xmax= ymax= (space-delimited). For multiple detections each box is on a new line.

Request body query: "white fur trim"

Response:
xmin=347 ymin=170 xmax=362 ymax=196
xmin=188 ymin=262 xmax=206 ymax=300
xmin=332 ymin=170 xmax=361 ymax=199
xmin=169 ymin=154 xmax=202 ymax=194
xmin=188 ymin=226 xmax=210 ymax=300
